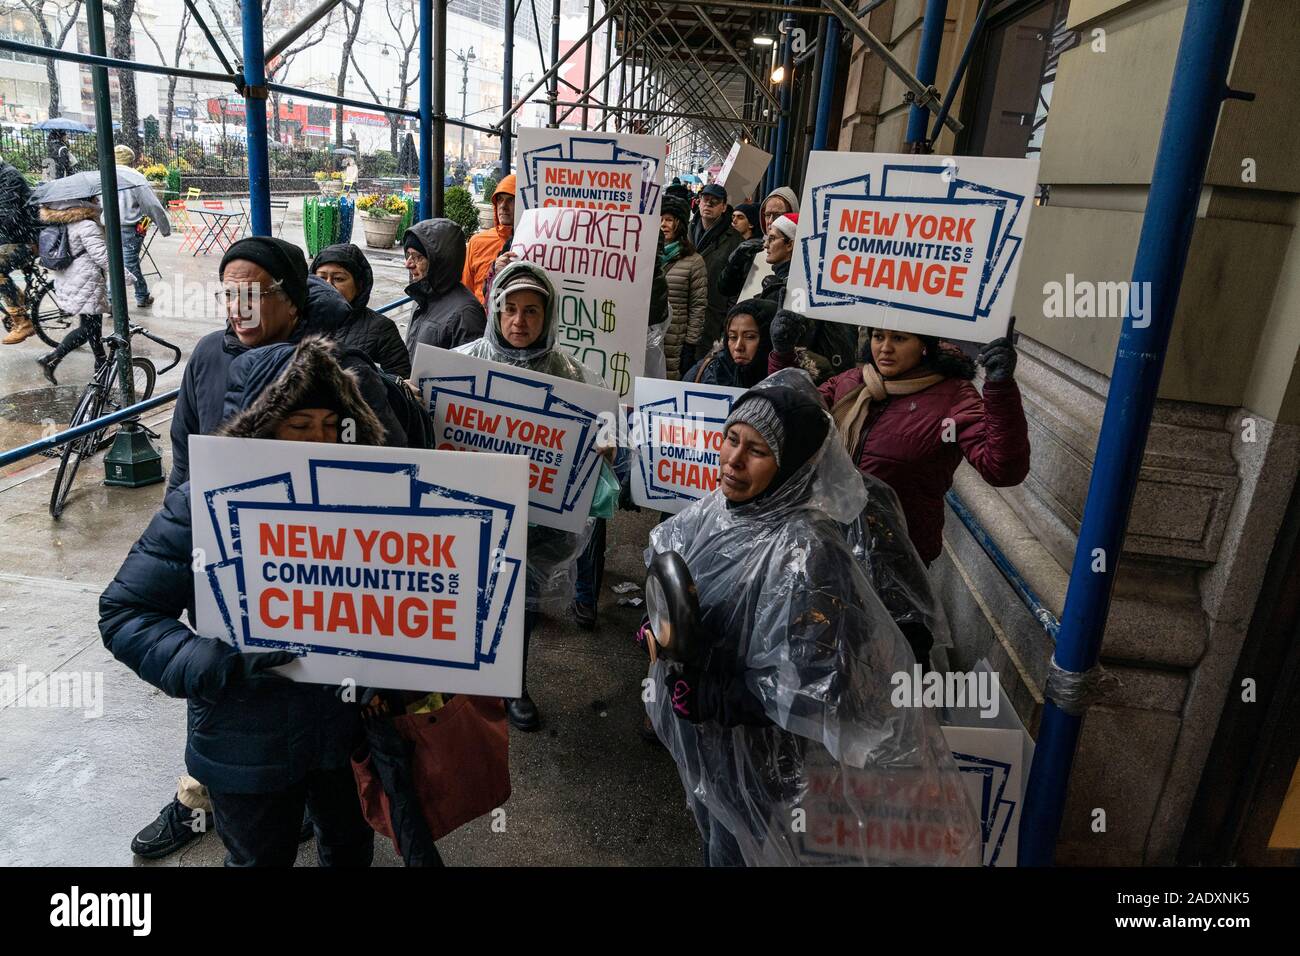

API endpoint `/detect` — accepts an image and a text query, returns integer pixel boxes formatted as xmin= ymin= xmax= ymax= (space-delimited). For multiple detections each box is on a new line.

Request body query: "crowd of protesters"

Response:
xmin=84 ymin=167 xmax=1030 ymax=868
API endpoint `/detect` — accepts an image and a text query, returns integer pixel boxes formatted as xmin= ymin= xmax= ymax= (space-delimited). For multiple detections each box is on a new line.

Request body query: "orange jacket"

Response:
xmin=462 ymin=173 xmax=516 ymax=305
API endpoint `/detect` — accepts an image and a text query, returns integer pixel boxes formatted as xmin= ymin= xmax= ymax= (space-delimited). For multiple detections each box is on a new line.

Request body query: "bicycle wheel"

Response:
xmin=28 ymin=283 xmax=75 ymax=350
xmin=89 ymin=357 xmax=157 ymax=451
xmin=50 ymin=384 xmax=106 ymax=519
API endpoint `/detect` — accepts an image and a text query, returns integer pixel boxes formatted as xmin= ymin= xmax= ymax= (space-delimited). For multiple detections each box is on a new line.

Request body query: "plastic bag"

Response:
xmin=589 ymin=460 xmax=619 ymax=519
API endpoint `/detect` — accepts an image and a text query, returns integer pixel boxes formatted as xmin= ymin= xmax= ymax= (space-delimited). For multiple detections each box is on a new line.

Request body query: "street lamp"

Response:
xmin=216 ymin=95 xmax=228 ymax=159
xmin=453 ymin=47 xmax=476 ymax=167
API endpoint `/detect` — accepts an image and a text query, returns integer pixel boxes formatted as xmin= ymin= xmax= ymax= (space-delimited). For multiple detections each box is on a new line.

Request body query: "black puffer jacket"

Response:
xmin=167 ymin=276 xmax=404 ymax=491
xmin=691 ymin=214 xmax=744 ymax=348
xmin=684 ymin=298 xmax=775 ymax=388
xmin=100 ymin=341 xmax=385 ymax=793
xmin=402 ymin=218 xmax=486 ymax=361
xmin=310 ymin=242 xmax=411 ymax=377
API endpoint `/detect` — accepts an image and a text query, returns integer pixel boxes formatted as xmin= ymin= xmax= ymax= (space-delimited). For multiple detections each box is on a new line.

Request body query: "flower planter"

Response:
xmin=360 ymin=213 xmax=400 ymax=249
xmin=318 ymin=179 xmax=343 ymax=197
xmin=149 ymin=183 xmax=168 ymax=205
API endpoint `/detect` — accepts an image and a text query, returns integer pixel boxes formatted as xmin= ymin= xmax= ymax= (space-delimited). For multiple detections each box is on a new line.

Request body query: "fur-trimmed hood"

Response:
xmin=40 ymin=203 xmax=101 ymax=225
xmin=218 ymin=336 xmax=386 ymax=445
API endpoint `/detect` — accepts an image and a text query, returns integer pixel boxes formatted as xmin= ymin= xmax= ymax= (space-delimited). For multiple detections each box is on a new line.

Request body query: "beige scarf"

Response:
xmin=830 ymin=364 xmax=945 ymax=457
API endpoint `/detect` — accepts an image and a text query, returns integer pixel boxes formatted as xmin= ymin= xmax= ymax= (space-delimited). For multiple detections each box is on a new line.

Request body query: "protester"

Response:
xmin=684 ymin=297 xmax=774 ymax=389
xmin=718 ymin=185 xmax=800 ymax=302
xmin=770 ymin=318 xmax=1030 ymax=564
xmin=659 ymin=198 xmax=708 ymax=379
xmin=730 ymin=201 xmax=760 ymax=241
xmin=402 ymin=218 xmax=486 ymax=360
xmin=113 ymin=144 xmax=171 ymax=309
xmin=641 ymin=370 xmax=979 ymax=866
xmin=456 ymin=260 xmax=605 ymax=731
xmin=690 ymin=183 xmax=743 ymax=351
xmin=101 ymin=338 xmax=383 ymax=867
xmin=133 ymin=237 xmax=416 ymax=860
xmin=462 ymin=174 xmax=515 ymax=305
xmin=0 ymin=155 xmax=38 ymax=344
xmin=34 ymin=197 xmax=114 ymax=385
xmin=166 ymin=236 xmax=407 ymax=493
xmin=311 ymin=242 xmax=411 ymax=377
xmin=758 ymin=213 xmax=858 ymax=383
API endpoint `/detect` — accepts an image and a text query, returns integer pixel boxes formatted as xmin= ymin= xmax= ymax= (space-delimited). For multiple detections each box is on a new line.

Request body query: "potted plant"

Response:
xmin=143 ymin=163 xmax=170 ymax=203
xmin=356 ymin=193 xmax=406 ymax=249
xmin=315 ymin=170 xmax=344 ymax=196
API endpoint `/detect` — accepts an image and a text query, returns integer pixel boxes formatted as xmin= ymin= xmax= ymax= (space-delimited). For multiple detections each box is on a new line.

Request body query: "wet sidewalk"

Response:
xmin=0 ymin=421 xmax=702 ymax=866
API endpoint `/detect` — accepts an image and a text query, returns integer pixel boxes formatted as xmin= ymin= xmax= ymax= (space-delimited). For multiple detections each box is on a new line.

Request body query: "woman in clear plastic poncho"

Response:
xmin=644 ymin=369 xmax=979 ymax=866
xmin=456 ymin=259 xmax=603 ymax=730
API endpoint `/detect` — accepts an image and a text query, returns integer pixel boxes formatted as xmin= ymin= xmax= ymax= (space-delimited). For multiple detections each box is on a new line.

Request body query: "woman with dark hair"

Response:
xmin=311 ymin=242 xmax=411 ymax=377
xmin=684 ymin=297 xmax=774 ymax=389
xmin=659 ymin=197 xmax=709 ymax=379
xmin=769 ymin=315 xmax=1030 ymax=566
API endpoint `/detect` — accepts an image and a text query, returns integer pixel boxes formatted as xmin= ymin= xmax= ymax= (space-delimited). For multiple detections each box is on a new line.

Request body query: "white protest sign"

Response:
xmin=411 ymin=345 xmax=618 ymax=534
xmin=788 ymin=151 xmax=1039 ymax=342
xmin=190 ymin=436 xmax=528 ymax=698
xmin=941 ymin=726 xmax=1028 ymax=867
xmin=628 ymin=377 xmax=744 ymax=513
xmin=516 ymin=127 xmax=666 ymax=214
xmin=510 ymin=206 xmax=656 ymax=398
xmin=715 ymin=140 xmax=772 ymax=206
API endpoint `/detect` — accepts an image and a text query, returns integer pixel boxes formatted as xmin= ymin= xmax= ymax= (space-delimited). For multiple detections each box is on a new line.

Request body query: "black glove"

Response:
xmin=200 ymin=650 xmax=298 ymax=703
xmin=734 ymin=236 xmax=764 ymax=266
xmin=977 ymin=316 xmax=1018 ymax=383
xmin=678 ymin=341 xmax=697 ymax=373
xmin=770 ymin=309 xmax=810 ymax=355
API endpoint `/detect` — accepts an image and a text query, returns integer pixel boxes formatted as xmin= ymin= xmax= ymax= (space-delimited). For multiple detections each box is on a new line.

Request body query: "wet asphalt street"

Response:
xmin=0 ymin=201 xmax=701 ymax=866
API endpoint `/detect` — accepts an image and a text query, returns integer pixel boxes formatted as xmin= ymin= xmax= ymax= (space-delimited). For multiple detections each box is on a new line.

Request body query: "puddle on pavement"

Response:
xmin=0 ymin=385 xmax=84 ymax=477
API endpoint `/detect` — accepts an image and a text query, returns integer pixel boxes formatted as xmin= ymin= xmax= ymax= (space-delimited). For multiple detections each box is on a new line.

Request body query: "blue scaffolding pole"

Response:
xmin=906 ymin=0 xmax=948 ymax=150
xmin=1017 ymin=0 xmax=1249 ymax=865
xmin=241 ymin=0 xmax=271 ymax=236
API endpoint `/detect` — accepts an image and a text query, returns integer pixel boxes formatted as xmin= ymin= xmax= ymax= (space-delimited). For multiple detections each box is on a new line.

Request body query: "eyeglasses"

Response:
xmin=214 ymin=283 xmax=287 ymax=310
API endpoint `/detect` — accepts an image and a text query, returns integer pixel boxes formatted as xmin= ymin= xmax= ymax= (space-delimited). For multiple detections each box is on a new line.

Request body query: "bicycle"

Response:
xmin=0 ymin=246 xmax=75 ymax=349
xmin=49 ymin=324 xmax=181 ymax=519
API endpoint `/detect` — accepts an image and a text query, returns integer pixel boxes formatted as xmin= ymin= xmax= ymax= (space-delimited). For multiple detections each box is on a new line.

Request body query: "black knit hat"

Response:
xmin=725 ymin=384 xmax=829 ymax=500
xmin=220 ymin=237 xmax=309 ymax=313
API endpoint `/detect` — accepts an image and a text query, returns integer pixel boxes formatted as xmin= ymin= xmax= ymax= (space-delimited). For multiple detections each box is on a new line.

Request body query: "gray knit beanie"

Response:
xmin=723 ymin=395 xmax=785 ymax=468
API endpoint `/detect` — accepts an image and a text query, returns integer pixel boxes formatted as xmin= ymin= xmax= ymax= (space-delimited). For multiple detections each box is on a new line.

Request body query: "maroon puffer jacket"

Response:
xmin=771 ymin=352 xmax=1030 ymax=563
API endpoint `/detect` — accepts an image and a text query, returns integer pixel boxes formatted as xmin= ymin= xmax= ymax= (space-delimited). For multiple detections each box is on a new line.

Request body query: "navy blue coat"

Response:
xmin=99 ymin=484 xmax=362 ymax=793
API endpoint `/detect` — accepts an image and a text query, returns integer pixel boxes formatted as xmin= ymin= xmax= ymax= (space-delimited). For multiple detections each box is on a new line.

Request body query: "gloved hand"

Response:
xmin=733 ymin=236 xmax=765 ymax=267
xmin=634 ymin=617 xmax=654 ymax=657
xmin=977 ymin=316 xmax=1018 ymax=382
xmin=770 ymin=309 xmax=810 ymax=355
xmin=199 ymin=650 xmax=298 ymax=703
xmin=664 ymin=665 xmax=703 ymax=722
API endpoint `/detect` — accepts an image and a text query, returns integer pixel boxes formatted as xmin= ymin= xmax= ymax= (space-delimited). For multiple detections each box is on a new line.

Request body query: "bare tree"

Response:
xmin=264 ymin=0 xmax=330 ymax=144
xmin=333 ymin=0 xmax=365 ymax=148
xmin=104 ymin=0 xmax=141 ymax=153
xmin=381 ymin=0 xmax=420 ymax=156
xmin=134 ymin=3 xmax=191 ymax=144
xmin=10 ymin=0 xmax=84 ymax=119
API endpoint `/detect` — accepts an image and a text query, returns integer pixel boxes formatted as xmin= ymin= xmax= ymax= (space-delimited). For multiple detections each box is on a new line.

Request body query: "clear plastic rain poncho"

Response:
xmin=456 ymin=260 xmax=603 ymax=609
xmin=846 ymin=473 xmax=954 ymax=652
xmin=646 ymin=369 xmax=980 ymax=866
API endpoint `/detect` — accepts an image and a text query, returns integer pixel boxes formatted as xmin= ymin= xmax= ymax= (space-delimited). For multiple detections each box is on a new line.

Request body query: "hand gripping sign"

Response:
xmin=787 ymin=151 xmax=1040 ymax=343
xmin=190 ymin=437 xmax=528 ymax=698
xmin=412 ymin=345 xmax=618 ymax=534
xmin=628 ymin=377 xmax=744 ymax=514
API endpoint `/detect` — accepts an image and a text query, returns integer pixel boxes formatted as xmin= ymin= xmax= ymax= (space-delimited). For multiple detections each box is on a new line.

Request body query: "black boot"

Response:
xmin=505 ymin=691 xmax=540 ymax=732
xmin=37 ymin=352 xmax=59 ymax=386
